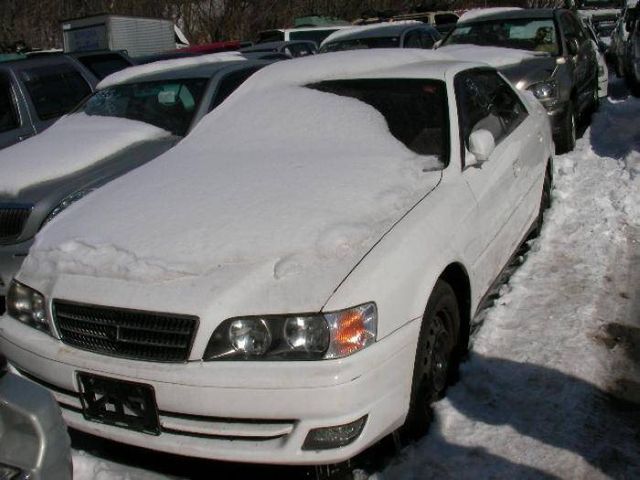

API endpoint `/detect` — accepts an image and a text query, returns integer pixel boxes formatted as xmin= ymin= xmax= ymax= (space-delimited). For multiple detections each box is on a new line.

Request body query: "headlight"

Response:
xmin=6 ymin=280 xmax=50 ymax=333
xmin=41 ymin=188 xmax=95 ymax=228
xmin=528 ymin=80 xmax=558 ymax=101
xmin=204 ymin=303 xmax=376 ymax=361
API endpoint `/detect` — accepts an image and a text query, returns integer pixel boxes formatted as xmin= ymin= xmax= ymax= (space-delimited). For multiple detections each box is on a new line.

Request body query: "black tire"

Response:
xmin=555 ymin=101 xmax=576 ymax=154
xmin=402 ymin=280 xmax=460 ymax=439
xmin=591 ymin=78 xmax=600 ymax=114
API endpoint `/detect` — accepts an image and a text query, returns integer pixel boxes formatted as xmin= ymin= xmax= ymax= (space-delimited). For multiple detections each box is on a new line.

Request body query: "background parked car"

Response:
xmin=439 ymin=8 xmax=599 ymax=153
xmin=0 ymin=54 xmax=98 ymax=150
xmin=580 ymin=14 xmax=610 ymax=97
xmin=0 ymin=54 xmax=276 ymax=314
xmin=623 ymin=9 xmax=640 ymax=94
xmin=320 ymin=21 xmax=441 ymax=52
xmin=0 ymin=50 xmax=553 ymax=468
xmin=240 ymin=40 xmax=317 ymax=57
xmin=0 ymin=353 xmax=72 ymax=480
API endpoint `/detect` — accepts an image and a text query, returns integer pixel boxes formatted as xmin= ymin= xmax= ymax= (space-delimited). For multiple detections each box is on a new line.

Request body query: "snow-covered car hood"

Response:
xmin=0 ymin=113 xmax=171 ymax=197
xmin=498 ymin=55 xmax=557 ymax=90
xmin=438 ymin=45 xmax=556 ymax=88
xmin=21 ymin=82 xmax=443 ymax=314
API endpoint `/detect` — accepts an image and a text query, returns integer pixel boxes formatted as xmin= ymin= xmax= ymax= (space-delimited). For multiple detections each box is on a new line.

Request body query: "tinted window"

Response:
xmin=76 ymin=53 xmax=132 ymax=80
xmin=405 ymin=31 xmax=423 ymax=48
xmin=22 ymin=66 xmax=91 ymax=120
xmin=321 ymin=36 xmax=400 ymax=52
xmin=81 ymin=78 xmax=208 ymax=136
xmin=210 ymin=67 xmax=261 ymax=111
xmin=435 ymin=14 xmax=459 ymax=25
xmin=444 ymin=18 xmax=559 ymax=55
xmin=289 ymin=29 xmax=339 ymax=46
xmin=455 ymin=70 xmax=528 ymax=149
xmin=309 ymin=79 xmax=449 ymax=163
xmin=0 ymin=73 xmax=19 ymax=132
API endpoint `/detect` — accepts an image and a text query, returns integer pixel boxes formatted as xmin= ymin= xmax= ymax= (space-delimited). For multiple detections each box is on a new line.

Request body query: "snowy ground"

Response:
xmin=71 ymin=77 xmax=640 ymax=479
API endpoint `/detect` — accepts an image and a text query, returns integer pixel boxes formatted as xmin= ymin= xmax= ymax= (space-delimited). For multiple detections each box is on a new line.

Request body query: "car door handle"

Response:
xmin=537 ymin=132 xmax=544 ymax=143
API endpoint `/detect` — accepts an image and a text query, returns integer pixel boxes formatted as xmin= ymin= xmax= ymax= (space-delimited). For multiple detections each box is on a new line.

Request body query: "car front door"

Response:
xmin=560 ymin=11 xmax=597 ymax=112
xmin=456 ymin=69 xmax=538 ymax=293
xmin=0 ymin=70 xmax=35 ymax=149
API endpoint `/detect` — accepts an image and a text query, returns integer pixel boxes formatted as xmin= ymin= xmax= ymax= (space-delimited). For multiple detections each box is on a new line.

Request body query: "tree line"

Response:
xmin=0 ymin=0 xmax=563 ymax=52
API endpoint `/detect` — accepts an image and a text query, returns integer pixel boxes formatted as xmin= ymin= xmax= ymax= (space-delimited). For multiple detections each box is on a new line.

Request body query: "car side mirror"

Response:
xmin=467 ymin=129 xmax=495 ymax=166
xmin=566 ymin=36 xmax=580 ymax=56
xmin=434 ymin=39 xmax=443 ymax=48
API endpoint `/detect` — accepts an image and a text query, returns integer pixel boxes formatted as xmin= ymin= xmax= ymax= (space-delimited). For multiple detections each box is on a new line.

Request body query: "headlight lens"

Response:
xmin=41 ymin=188 xmax=95 ymax=228
xmin=6 ymin=280 xmax=50 ymax=333
xmin=204 ymin=303 xmax=376 ymax=361
xmin=528 ymin=80 xmax=558 ymax=101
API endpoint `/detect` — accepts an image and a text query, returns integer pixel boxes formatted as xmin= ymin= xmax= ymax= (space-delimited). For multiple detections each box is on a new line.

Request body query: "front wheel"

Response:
xmin=402 ymin=280 xmax=460 ymax=439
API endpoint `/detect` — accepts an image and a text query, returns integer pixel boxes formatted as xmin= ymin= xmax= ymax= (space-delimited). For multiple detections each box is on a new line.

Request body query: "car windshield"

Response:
xmin=77 ymin=78 xmax=208 ymax=136
xmin=444 ymin=18 xmax=559 ymax=55
xmin=308 ymin=78 xmax=449 ymax=164
xmin=320 ymin=36 xmax=400 ymax=52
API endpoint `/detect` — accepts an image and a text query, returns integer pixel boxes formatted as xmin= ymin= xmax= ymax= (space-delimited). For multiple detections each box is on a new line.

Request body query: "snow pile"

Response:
xmin=321 ymin=21 xmax=422 ymax=46
xmin=98 ymin=52 xmax=245 ymax=89
xmin=23 ymin=54 xmax=446 ymax=299
xmin=380 ymin=84 xmax=640 ymax=478
xmin=458 ymin=7 xmax=523 ymax=23
xmin=0 ymin=114 xmax=170 ymax=196
xmin=437 ymin=44 xmax=539 ymax=67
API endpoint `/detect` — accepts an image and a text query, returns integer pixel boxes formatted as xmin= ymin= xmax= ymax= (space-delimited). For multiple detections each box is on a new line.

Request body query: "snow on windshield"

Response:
xmin=23 ymin=53 xmax=448 ymax=287
xmin=0 ymin=113 xmax=170 ymax=196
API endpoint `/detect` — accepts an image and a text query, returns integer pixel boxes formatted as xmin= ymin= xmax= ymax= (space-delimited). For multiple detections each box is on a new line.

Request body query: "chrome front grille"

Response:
xmin=0 ymin=206 xmax=31 ymax=242
xmin=53 ymin=300 xmax=198 ymax=362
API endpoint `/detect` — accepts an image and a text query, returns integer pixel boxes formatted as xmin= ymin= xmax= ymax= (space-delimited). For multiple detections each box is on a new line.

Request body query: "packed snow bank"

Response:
xmin=0 ymin=113 xmax=170 ymax=196
xmin=379 ymin=83 xmax=640 ymax=479
xmin=98 ymin=52 xmax=245 ymax=89
xmin=437 ymin=44 xmax=539 ymax=67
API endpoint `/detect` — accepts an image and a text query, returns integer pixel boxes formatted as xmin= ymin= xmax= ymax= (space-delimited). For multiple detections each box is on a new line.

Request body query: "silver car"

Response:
xmin=440 ymin=8 xmax=599 ymax=153
xmin=0 ymin=57 xmax=276 ymax=311
xmin=0 ymin=353 xmax=72 ymax=480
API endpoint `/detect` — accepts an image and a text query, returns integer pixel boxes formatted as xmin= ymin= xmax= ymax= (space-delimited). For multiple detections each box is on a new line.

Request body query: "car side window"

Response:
xmin=568 ymin=13 xmax=588 ymax=43
xmin=420 ymin=31 xmax=436 ymax=48
xmin=21 ymin=65 xmax=92 ymax=121
xmin=0 ymin=73 xmax=20 ymax=132
xmin=404 ymin=31 xmax=422 ymax=48
xmin=209 ymin=67 xmax=261 ymax=111
xmin=455 ymin=70 xmax=528 ymax=151
xmin=308 ymin=78 xmax=450 ymax=164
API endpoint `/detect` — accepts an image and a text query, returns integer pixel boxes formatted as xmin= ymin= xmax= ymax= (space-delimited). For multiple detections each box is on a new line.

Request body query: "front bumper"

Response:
xmin=543 ymin=101 xmax=570 ymax=138
xmin=0 ymin=314 xmax=420 ymax=465
xmin=0 ymin=239 xmax=33 ymax=296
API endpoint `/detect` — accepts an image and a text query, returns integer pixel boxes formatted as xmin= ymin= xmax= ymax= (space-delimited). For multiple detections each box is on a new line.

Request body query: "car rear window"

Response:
xmin=22 ymin=65 xmax=91 ymax=120
xmin=76 ymin=53 xmax=132 ymax=80
xmin=308 ymin=78 xmax=449 ymax=163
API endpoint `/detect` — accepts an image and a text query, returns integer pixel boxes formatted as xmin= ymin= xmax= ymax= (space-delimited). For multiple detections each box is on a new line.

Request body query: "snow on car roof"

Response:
xmin=320 ymin=20 xmax=424 ymax=46
xmin=225 ymin=49 xmax=475 ymax=92
xmin=458 ymin=7 xmax=523 ymax=23
xmin=98 ymin=52 xmax=246 ymax=89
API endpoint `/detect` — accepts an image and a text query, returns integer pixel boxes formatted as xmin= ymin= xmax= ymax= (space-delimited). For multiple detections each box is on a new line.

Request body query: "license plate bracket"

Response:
xmin=77 ymin=373 xmax=160 ymax=435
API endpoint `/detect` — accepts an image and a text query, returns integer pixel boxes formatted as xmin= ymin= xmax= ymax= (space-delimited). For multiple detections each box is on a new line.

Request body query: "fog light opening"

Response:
xmin=302 ymin=415 xmax=367 ymax=451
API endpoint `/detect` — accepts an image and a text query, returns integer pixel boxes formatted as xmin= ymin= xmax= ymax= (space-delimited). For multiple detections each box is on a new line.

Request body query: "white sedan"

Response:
xmin=0 ymin=50 xmax=553 ymax=466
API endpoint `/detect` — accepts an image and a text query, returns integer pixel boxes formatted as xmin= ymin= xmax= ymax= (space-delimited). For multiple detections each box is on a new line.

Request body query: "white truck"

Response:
xmin=62 ymin=14 xmax=178 ymax=58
